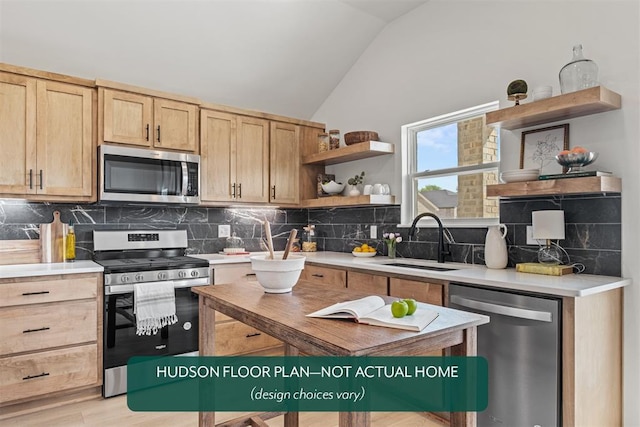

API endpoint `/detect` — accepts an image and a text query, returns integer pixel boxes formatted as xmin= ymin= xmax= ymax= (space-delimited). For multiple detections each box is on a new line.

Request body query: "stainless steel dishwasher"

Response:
xmin=448 ymin=283 xmax=561 ymax=427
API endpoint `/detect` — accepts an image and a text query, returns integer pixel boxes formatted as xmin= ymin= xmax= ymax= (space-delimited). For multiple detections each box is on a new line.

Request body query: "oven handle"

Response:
xmin=105 ymin=278 xmax=210 ymax=295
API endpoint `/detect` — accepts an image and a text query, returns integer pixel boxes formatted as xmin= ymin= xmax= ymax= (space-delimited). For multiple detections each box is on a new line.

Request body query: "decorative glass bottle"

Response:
xmin=65 ymin=222 xmax=76 ymax=262
xmin=301 ymin=225 xmax=317 ymax=252
xmin=559 ymin=44 xmax=598 ymax=94
xmin=329 ymin=129 xmax=340 ymax=150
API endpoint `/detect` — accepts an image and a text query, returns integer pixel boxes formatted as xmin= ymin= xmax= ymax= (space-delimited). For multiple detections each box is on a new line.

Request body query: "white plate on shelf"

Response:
xmin=500 ymin=168 xmax=540 ymax=183
xmin=352 ymin=251 xmax=376 ymax=257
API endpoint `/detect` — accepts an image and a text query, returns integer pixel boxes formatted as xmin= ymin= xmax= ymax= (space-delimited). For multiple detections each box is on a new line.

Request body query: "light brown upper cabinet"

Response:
xmin=100 ymin=88 xmax=198 ymax=153
xmin=200 ymin=110 xmax=269 ymax=203
xmin=0 ymin=72 xmax=94 ymax=201
xmin=269 ymin=122 xmax=300 ymax=205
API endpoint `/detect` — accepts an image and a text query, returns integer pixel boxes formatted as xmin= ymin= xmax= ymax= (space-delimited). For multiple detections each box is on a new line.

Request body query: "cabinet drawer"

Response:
xmin=0 ymin=344 xmax=98 ymax=404
xmin=298 ymin=265 xmax=346 ymax=288
xmin=212 ymin=264 xmax=256 ymax=285
xmin=0 ymin=275 xmax=98 ymax=307
xmin=215 ymin=321 xmax=280 ymax=356
xmin=347 ymin=271 xmax=388 ymax=295
xmin=0 ymin=300 xmax=97 ymax=355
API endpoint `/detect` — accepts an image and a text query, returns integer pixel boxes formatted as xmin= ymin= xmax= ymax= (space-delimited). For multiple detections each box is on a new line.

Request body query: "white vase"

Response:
xmin=485 ymin=224 xmax=508 ymax=269
xmin=348 ymin=185 xmax=361 ymax=196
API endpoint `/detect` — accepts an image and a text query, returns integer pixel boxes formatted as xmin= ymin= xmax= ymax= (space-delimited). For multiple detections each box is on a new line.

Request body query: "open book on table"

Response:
xmin=306 ymin=295 xmax=439 ymax=332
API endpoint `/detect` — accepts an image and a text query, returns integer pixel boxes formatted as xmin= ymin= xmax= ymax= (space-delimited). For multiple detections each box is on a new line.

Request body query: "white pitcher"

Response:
xmin=485 ymin=224 xmax=508 ymax=269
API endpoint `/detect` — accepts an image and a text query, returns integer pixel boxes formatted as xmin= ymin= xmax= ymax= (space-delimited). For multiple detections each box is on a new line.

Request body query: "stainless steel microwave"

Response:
xmin=99 ymin=145 xmax=200 ymax=204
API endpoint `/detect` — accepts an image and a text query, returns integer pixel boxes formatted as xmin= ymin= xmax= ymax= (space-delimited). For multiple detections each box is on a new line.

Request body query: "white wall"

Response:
xmin=312 ymin=0 xmax=640 ymax=423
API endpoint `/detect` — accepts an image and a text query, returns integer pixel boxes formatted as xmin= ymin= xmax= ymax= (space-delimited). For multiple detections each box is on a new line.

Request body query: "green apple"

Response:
xmin=391 ymin=300 xmax=409 ymax=318
xmin=403 ymin=298 xmax=418 ymax=315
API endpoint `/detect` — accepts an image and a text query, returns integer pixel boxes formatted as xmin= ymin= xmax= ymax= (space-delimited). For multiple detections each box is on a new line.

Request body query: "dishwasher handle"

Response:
xmin=450 ymin=295 xmax=552 ymax=322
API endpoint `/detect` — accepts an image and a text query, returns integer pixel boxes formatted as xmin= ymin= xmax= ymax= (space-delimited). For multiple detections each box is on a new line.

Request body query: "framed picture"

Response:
xmin=520 ymin=124 xmax=569 ymax=175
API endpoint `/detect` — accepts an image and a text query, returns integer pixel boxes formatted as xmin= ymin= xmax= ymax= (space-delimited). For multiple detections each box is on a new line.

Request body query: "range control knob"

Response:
xmin=121 ymin=275 xmax=130 ymax=283
xmin=135 ymin=274 xmax=144 ymax=282
xmin=157 ymin=272 xmax=167 ymax=280
xmin=178 ymin=271 xmax=187 ymax=278
xmin=191 ymin=271 xmax=199 ymax=278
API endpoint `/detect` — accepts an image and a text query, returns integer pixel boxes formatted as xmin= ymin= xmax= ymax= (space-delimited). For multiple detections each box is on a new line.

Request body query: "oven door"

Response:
xmin=99 ymin=144 xmax=200 ymax=204
xmin=103 ymin=282 xmax=206 ymax=397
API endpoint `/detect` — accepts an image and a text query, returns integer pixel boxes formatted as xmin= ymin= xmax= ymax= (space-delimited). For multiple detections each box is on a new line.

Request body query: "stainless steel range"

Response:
xmin=93 ymin=229 xmax=210 ymax=397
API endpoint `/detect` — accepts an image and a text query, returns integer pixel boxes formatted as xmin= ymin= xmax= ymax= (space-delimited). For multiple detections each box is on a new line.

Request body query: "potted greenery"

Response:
xmin=347 ymin=171 xmax=365 ymax=196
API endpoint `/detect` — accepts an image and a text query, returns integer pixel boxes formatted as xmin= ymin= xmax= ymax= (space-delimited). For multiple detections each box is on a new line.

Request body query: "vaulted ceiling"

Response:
xmin=0 ymin=0 xmax=428 ymax=119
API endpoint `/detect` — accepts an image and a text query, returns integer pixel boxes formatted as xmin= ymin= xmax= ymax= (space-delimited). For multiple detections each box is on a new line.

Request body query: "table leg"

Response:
xmin=339 ymin=412 xmax=370 ymax=426
xmin=449 ymin=326 xmax=477 ymax=427
xmin=199 ymin=296 xmax=216 ymax=427
xmin=284 ymin=344 xmax=300 ymax=427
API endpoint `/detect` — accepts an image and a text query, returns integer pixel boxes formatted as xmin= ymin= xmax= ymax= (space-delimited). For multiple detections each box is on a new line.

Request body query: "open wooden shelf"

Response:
xmin=486 ymin=86 xmax=621 ymax=130
xmin=301 ymin=194 xmax=396 ymax=208
xmin=302 ymin=140 xmax=394 ymax=166
xmin=487 ymin=176 xmax=621 ymax=198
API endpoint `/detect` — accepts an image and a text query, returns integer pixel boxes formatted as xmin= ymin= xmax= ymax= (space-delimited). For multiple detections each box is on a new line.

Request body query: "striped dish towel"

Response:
xmin=134 ymin=281 xmax=178 ymax=336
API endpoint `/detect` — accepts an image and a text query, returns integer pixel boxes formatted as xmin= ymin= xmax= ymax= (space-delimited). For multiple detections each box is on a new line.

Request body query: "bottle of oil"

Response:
xmin=65 ymin=222 xmax=76 ymax=262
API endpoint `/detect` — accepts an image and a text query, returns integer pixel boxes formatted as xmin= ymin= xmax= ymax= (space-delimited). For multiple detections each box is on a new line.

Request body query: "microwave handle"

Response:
xmin=181 ymin=162 xmax=189 ymax=196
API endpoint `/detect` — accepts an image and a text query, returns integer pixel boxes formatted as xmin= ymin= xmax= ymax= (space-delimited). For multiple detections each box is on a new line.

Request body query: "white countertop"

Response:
xmin=197 ymin=251 xmax=631 ymax=298
xmin=0 ymin=260 xmax=104 ymax=279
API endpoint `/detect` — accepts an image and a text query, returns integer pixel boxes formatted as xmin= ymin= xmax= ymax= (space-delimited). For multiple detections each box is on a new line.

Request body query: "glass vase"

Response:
xmin=386 ymin=242 xmax=396 ymax=259
xmin=559 ymin=44 xmax=598 ymax=94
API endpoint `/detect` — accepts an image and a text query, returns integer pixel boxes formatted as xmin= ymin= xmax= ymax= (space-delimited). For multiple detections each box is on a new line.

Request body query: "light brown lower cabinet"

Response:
xmin=347 ymin=271 xmax=388 ymax=295
xmin=388 ymin=277 xmax=444 ymax=306
xmin=0 ymin=273 xmax=102 ymax=418
xmin=211 ymin=263 xmax=282 ymax=355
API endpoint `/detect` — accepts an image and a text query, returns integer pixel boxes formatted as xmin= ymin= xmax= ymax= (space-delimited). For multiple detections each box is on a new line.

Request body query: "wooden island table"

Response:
xmin=193 ymin=281 xmax=489 ymax=427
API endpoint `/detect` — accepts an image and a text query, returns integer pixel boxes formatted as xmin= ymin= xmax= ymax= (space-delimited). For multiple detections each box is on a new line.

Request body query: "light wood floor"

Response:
xmin=1 ymin=395 xmax=442 ymax=427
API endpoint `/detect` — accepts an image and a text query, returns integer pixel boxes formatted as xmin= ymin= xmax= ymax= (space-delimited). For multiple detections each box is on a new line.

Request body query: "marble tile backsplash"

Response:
xmin=0 ymin=193 xmax=621 ymax=276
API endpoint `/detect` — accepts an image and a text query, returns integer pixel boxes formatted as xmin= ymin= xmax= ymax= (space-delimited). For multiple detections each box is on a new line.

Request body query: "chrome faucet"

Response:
xmin=408 ymin=212 xmax=450 ymax=263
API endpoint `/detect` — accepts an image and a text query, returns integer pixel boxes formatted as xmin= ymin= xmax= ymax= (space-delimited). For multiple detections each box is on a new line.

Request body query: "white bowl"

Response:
xmin=352 ymin=251 xmax=376 ymax=257
xmin=250 ymin=255 xmax=306 ymax=293
xmin=321 ymin=180 xmax=345 ymax=195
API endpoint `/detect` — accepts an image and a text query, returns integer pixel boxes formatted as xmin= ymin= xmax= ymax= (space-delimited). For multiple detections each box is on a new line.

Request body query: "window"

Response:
xmin=401 ymin=102 xmax=500 ymax=226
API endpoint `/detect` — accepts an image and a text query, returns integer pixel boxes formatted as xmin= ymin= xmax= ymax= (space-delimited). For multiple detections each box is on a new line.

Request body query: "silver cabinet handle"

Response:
xmin=450 ymin=295 xmax=552 ymax=322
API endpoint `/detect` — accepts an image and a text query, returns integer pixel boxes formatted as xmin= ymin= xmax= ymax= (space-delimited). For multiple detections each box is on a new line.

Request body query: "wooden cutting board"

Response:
xmin=40 ymin=211 xmax=67 ymax=263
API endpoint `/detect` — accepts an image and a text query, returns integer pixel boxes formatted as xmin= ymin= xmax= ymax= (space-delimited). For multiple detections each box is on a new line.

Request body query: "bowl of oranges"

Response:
xmin=352 ymin=243 xmax=377 ymax=257
xmin=556 ymin=146 xmax=598 ymax=173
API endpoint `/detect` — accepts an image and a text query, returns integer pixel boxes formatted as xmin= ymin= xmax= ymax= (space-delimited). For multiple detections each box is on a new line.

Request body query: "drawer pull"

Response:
xmin=245 ymin=273 xmax=257 ymax=277
xmin=23 ymin=327 xmax=50 ymax=334
xmin=246 ymin=332 xmax=261 ymax=338
xmin=23 ymin=372 xmax=50 ymax=381
xmin=22 ymin=291 xmax=50 ymax=296
xmin=312 ymin=274 xmax=324 ymax=278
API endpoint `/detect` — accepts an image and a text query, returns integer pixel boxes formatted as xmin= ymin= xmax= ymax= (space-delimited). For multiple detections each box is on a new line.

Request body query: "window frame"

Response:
xmin=400 ymin=101 xmax=500 ymax=228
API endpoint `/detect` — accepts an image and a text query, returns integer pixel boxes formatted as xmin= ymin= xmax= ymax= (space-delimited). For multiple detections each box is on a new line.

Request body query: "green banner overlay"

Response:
xmin=127 ymin=356 xmax=487 ymax=412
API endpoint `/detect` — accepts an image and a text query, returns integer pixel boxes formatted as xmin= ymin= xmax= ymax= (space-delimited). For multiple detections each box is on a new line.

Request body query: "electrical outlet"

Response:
xmin=526 ymin=225 xmax=538 ymax=245
xmin=218 ymin=224 xmax=231 ymax=238
xmin=370 ymin=225 xmax=377 ymax=239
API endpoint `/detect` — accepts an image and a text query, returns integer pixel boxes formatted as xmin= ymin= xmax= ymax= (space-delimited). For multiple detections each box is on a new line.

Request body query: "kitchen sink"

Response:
xmin=384 ymin=263 xmax=458 ymax=272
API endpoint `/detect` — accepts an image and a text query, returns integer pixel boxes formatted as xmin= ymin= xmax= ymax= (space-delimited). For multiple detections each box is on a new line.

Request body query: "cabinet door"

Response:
xmin=153 ymin=98 xmax=198 ymax=152
xmin=389 ymin=278 xmax=443 ymax=306
xmin=102 ymin=89 xmax=152 ymax=147
xmin=235 ymin=116 xmax=269 ymax=203
xmin=347 ymin=271 xmax=388 ymax=295
xmin=36 ymin=80 xmax=93 ymax=197
xmin=200 ymin=110 xmax=236 ymax=202
xmin=270 ymin=122 xmax=299 ymax=204
xmin=0 ymin=72 xmax=37 ymax=195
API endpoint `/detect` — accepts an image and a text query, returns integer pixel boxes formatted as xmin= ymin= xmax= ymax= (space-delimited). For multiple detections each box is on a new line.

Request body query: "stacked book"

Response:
xmin=538 ymin=170 xmax=611 ymax=180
